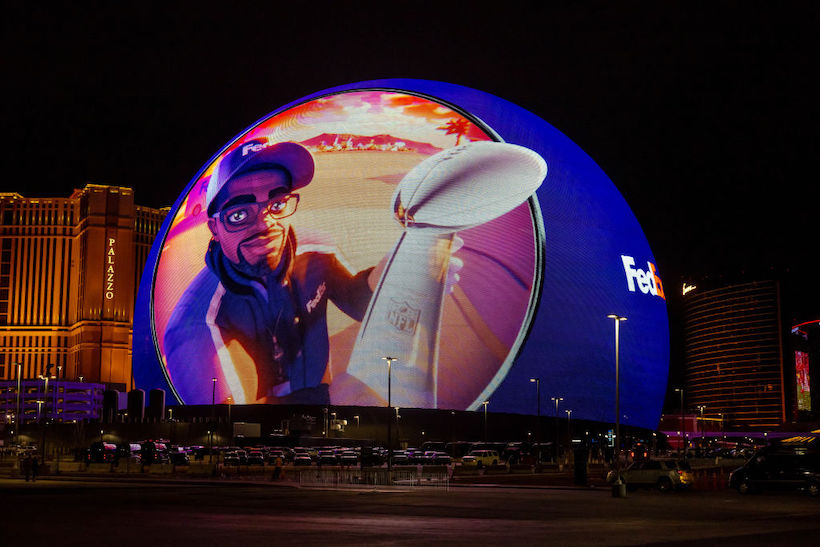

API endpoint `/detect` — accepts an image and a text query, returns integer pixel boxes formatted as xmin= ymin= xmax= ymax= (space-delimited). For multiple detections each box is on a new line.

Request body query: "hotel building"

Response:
xmin=0 ymin=185 xmax=167 ymax=393
xmin=683 ymin=279 xmax=787 ymax=429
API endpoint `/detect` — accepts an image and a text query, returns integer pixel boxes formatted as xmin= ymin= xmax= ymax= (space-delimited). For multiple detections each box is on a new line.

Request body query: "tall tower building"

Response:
xmin=0 ymin=186 xmax=167 ymax=389
xmin=683 ymin=279 xmax=786 ymax=429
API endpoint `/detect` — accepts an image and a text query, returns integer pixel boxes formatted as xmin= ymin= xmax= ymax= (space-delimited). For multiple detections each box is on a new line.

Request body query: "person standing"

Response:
xmin=22 ymin=454 xmax=32 ymax=482
xmin=273 ymin=455 xmax=283 ymax=480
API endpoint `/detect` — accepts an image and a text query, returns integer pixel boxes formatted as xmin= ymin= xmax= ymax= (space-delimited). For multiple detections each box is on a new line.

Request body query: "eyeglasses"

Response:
xmin=214 ymin=194 xmax=300 ymax=232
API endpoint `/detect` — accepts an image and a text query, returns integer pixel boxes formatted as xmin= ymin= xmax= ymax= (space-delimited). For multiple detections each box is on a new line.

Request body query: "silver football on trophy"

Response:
xmin=392 ymin=141 xmax=547 ymax=232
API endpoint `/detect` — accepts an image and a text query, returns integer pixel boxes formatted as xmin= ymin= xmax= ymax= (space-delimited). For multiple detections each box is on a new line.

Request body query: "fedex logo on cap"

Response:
xmin=241 ymin=136 xmax=277 ymax=156
xmin=621 ymin=255 xmax=665 ymax=300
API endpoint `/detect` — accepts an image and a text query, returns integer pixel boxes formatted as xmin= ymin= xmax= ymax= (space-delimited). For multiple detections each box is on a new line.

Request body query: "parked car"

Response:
xmin=87 ymin=442 xmax=117 ymax=463
xmin=729 ymin=438 xmax=820 ymax=496
xmin=293 ymin=454 xmax=313 ymax=466
xmin=294 ymin=447 xmax=318 ymax=462
xmin=391 ymin=451 xmax=410 ymax=465
xmin=339 ymin=451 xmax=359 ymax=466
xmin=405 ymin=448 xmax=424 ymax=464
xmin=421 ymin=451 xmax=451 ymax=465
xmin=115 ymin=443 xmax=141 ymax=464
xmin=247 ymin=451 xmax=265 ymax=465
xmin=462 ymin=450 xmax=500 ymax=468
xmin=607 ymin=459 xmax=692 ymax=492
xmin=169 ymin=451 xmax=190 ymax=465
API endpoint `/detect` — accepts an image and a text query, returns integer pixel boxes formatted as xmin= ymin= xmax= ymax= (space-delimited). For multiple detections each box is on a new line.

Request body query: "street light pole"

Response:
xmin=530 ymin=378 xmax=540 ymax=462
xmin=551 ymin=396 xmax=563 ymax=462
xmin=675 ymin=387 xmax=685 ymax=458
xmin=607 ymin=314 xmax=627 ymax=494
xmin=566 ymin=409 xmax=572 ymax=450
xmin=720 ymin=413 xmax=724 ymax=445
xmin=482 ymin=401 xmax=489 ymax=442
xmin=56 ymin=365 xmax=63 ymax=420
xmin=39 ymin=375 xmax=54 ymax=422
xmin=394 ymin=406 xmax=400 ymax=445
xmin=383 ymin=357 xmax=397 ymax=472
xmin=210 ymin=377 xmax=217 ymax=464
xmin=16 ymin=363 xmax=22 ymax=443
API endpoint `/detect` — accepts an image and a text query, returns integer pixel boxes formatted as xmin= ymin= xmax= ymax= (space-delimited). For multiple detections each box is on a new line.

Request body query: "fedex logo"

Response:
xmin=241 ymin=136 xmax=277 ymax=156
xmin=621 ymin=255 xmax=665 ymax=300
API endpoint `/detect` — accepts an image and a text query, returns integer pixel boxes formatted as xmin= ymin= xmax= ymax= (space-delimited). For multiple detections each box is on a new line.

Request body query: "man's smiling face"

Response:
xmin=207 ymin=169 xmax=293 ymax=272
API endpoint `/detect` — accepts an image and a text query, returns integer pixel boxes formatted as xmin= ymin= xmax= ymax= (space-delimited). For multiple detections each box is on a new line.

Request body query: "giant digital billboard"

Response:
xmin=133 ymin=79 xmax=670 ymax=429
xmin=796 ymin=351 xmax=811 ymax=411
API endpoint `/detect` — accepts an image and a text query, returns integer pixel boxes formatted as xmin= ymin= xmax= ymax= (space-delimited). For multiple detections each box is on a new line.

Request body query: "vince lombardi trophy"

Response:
xmin=345 ymin=141 xmax=547 ymax=408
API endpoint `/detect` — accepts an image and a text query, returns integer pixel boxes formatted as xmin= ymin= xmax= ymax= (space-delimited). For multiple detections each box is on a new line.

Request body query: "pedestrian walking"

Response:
xmin=22 ymin=454 xmax=32 ymax=482
xmin=273 ymin=456 xmax=283 ymax=480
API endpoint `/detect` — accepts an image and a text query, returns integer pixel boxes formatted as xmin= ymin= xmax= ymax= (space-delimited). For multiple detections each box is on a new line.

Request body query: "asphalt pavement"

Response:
xmin=2 ymin=476 xmax=819 ymax=545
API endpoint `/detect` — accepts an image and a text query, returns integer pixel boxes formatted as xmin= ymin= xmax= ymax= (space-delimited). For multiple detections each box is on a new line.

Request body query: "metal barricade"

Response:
xmin=298 ymin=468 xmax=449 ymax=491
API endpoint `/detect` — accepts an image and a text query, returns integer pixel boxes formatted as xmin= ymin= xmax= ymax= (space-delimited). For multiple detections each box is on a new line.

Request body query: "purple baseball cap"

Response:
xmin=206 ymin=139 xmax=315 ymax=214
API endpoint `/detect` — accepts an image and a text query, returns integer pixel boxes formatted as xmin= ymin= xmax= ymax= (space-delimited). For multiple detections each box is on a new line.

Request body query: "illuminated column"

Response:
xmin=71 ymin=185 xmax=137 ymax=387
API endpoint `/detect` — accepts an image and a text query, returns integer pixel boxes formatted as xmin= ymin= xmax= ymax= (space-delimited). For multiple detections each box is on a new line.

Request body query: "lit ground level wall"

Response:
xmin=0 ymin=322 xmax=132 ymax=390
xmin=0 ymin=380 xmax=104 ymax=423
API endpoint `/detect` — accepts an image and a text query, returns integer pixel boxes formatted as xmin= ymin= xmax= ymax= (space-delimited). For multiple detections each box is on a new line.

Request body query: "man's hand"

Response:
xmin=367 ymin=235 xmax=463 ymax=292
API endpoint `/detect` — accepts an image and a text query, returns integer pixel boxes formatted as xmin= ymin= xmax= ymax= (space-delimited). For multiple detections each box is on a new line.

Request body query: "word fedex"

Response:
xmin=621 ymin=255 xmax=665 ymax=300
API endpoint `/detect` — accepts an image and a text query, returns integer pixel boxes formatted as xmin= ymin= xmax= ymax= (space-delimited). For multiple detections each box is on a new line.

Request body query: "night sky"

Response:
xmin=4 ymin=3 xmax=818 ymax=398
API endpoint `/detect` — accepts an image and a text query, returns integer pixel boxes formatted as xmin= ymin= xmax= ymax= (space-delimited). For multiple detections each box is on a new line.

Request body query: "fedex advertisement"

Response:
xmin=133 ymin=79 xmax=669 ymax=429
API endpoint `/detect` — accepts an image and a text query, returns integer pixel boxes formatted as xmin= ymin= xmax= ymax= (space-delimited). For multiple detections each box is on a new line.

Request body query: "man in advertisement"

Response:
xmin=163 ymin=139 xmax=382 ymax=405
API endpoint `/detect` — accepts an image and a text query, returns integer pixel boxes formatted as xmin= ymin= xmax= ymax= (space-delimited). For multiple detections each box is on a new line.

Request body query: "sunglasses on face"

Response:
xmin=214 ymin=194 xmax=300 ymax=232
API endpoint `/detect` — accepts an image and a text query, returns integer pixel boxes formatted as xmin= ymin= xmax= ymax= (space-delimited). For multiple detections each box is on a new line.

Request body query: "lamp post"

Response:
xmin=383 ymin=357 xmax=397 ymax=472
xmin=210 ymin=377 xmax=217 ymax=463
xmin=39 ymin=374 xmax=55 ymax=421
xmin=566 ymin=409 xmax=573 ymax=450
xmin=607 ymin=313 xmax=627 ymax=496
xmin=482 ymin=401 xmax=489 ymax=442
xmin=15 ymin=363 xmax=22 ymax=443
xmin=720 ymin=413 xmax=724 ymax=445
xmin=674 ymin=387 xmax=685 ymax=458
xmin=529 ymin=378 xmax=540 ymax=462
xmin=56 ymin=365 xmax=63 ymax=420
xmin=394 ymin=406 xmax=401 ymax=453
xmin=38 ymin=375 xmax=48 ymax=420
xmin=40 ymin=374 xmax=56 ymax=464
xmin=697 ymin=405 xmax=706 ymax=453
xmin=354 ymin=415 xmax=360 ymax=430
xmin=551 ymin=396 xmax=563 ymax=462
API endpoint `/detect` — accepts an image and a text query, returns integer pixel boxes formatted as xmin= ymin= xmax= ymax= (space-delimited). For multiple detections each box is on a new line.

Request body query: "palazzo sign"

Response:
xmin=105 ymin=237 xmax=115 ymax=300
